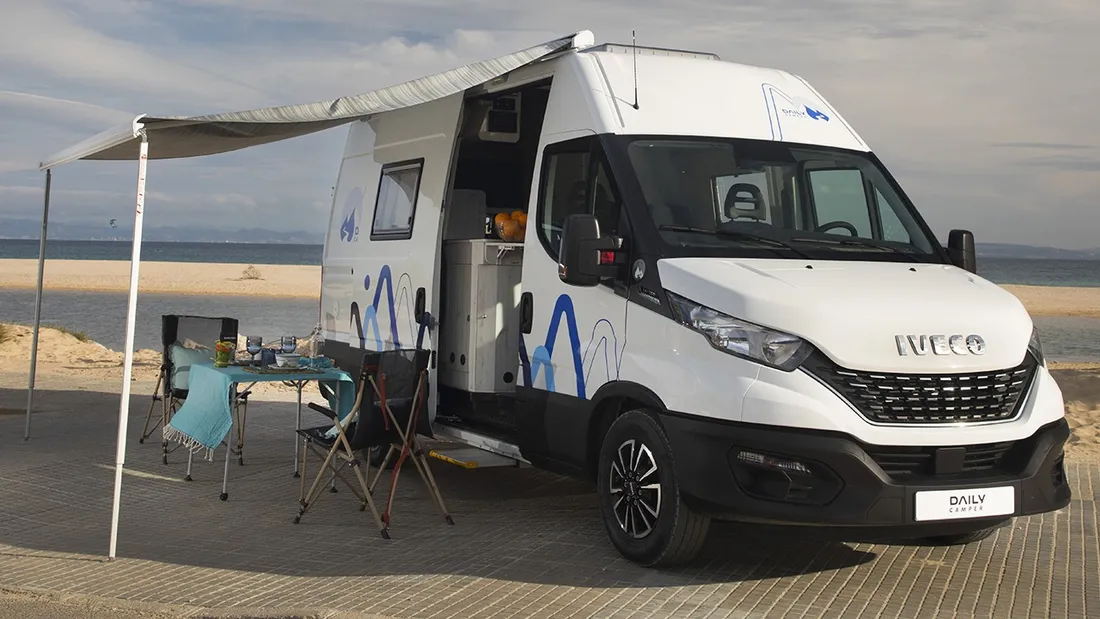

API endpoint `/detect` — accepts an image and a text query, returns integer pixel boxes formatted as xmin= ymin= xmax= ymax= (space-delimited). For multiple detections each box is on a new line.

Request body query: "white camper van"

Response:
xmin=318 ymin=33 xmax=1071 ymax=566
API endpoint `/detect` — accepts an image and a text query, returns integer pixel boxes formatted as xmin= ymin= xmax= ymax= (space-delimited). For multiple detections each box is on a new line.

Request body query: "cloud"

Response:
xmin=0 ymin=0 xmax=1098 ymax=249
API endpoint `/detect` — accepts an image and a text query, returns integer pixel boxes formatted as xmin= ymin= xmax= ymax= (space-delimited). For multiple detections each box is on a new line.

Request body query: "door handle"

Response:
xmin=414 ymin=287 xmax=426 ymax=323
xmin=520 ymin=292 xmax=533 ymax=334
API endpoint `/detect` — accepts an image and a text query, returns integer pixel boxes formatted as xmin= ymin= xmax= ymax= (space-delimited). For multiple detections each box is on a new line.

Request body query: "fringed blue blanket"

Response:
xmin=163 ymin=363 xmax=355 ymax=461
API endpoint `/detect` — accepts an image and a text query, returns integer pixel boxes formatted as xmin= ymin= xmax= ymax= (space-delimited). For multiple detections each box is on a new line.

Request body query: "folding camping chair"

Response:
xmin=139 ymin=314 xmax=251 ymax=465
xmin=293 ymin=348 xmax=453 ymax=537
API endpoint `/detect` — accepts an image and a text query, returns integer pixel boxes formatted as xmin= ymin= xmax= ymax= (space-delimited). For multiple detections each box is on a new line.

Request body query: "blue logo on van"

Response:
xmin=339 ymin=187 xmax=363 ymax=243
xmin=762 ymin=83 xmax=836 ymax=140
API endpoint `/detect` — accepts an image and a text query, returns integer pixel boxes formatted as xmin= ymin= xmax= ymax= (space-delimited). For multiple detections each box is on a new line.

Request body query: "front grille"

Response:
xmin=865 ymin=441 xmax=1016 ymax=478
xmin=802 ymin=352 xmax=1038 ymax=425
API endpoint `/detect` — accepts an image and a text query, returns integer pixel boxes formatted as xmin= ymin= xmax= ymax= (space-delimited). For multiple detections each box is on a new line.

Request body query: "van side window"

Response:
xmin=538 ymin=139 xmax=625 ymax=259
xmin=539 ymin=149 xmax=589 ymax=256
xmin=371 ymin=159 xmax=423 ymax=241
xmin=875 ymin=188 xmax=912 ymax=244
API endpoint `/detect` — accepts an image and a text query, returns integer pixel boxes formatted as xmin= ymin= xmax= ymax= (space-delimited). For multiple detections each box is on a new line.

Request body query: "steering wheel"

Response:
xmin=814 ymin=220 xmax=859 ymax=235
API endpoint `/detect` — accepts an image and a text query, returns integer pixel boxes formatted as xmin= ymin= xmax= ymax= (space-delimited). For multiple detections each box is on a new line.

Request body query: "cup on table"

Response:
xmin=246 ymin=335 xmax=263 ymax=365
xmin=280 ymin=335 xmax=297 ymax=354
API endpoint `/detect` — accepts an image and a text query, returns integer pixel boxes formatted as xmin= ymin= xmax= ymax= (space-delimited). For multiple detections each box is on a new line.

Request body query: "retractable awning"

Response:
xmin=25 ymin=29 xmax=596 ymax=561
xmin=39 ymin=30 xmax=594 ymax=168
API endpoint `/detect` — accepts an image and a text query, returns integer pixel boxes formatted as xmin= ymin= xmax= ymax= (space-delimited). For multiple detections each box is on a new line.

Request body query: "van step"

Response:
xmin=430 ymin=447 xmax=517 ymax=469
xmin=432 ymin=421 xmax=529 ymax=463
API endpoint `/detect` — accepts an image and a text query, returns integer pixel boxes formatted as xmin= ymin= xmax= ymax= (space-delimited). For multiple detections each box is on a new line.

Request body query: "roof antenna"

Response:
xmin=631 ymin=30 xmax=640 ymax=109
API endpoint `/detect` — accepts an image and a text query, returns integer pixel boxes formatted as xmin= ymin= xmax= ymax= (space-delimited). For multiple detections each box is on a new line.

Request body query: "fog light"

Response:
xmin=736 ymin=450 xmax=812 ymax=475
xmin=730 ymin=449 xmax=842 ymax=506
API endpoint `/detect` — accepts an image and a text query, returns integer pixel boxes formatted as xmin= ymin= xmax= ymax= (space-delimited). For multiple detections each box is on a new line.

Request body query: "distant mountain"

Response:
xmin=0 ymin=218 xmax=325 ymax=245
xmin=974 ymin=243 xmax=1100 ymax=260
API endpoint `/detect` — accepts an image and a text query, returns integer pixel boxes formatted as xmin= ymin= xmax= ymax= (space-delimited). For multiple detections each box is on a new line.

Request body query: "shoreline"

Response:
xmin=3 ymin=259 xmax=1100 ymax=317
xmin=0 ymin=259 xmax=320 ymax=300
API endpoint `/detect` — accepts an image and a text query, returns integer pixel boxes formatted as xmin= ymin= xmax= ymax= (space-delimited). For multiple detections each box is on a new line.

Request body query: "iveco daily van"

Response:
xmin=317 ymin=31 xmax=1071 ymax=566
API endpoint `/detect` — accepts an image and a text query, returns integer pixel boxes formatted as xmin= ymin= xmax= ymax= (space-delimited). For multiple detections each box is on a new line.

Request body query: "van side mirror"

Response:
xmin=947 ymin=229 xmax=977 ymax=274
xmin=558 ymin=214 xmax=621 ymax=287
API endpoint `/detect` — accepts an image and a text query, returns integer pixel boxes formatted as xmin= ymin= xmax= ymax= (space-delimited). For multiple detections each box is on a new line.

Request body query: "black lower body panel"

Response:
xmin=660 ymin=411 xmax=1071 ymax=539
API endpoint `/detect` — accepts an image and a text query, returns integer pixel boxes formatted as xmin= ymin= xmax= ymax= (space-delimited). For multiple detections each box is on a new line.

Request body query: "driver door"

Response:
xmin=516 ymin=132 xmax=630 ymax=470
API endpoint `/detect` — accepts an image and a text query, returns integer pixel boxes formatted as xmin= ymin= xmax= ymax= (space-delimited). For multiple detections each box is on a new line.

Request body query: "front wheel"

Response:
xmin=597 ymin=409 xmax=710 ymax=567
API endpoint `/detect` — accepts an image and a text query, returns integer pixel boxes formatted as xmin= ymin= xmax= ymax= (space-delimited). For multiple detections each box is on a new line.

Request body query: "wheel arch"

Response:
xmin=585 ymin=381 xmax=668 ymax=482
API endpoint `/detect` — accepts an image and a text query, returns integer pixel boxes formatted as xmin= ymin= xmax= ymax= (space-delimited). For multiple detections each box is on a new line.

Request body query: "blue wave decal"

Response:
xmin=349 ymin=264 xmax=415 ymax=351
xmin=582 ymin=318 xmax=622 ymax=388
xmin=519 ymin=293 xmax=622 ymax=400
xmin=369 ymin=264 xmax=401 ymax=347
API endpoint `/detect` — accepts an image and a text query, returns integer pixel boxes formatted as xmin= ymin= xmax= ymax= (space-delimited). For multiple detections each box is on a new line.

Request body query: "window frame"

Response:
xmin=369 ymin=158 xmax=425 ymax=241
xmin=536 ymin=135 xmax=628 ymax=263
xmin=600 ymin=134 xmax=950 ymax=262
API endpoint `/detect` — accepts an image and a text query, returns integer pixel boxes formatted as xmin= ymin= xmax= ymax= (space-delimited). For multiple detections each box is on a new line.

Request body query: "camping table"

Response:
xmin=163 ymin=361 xmax=355 ymax=501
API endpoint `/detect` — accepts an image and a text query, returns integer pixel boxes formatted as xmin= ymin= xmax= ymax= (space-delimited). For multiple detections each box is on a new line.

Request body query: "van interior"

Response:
xmin=435 ymin=78 xmax=553 ymax=443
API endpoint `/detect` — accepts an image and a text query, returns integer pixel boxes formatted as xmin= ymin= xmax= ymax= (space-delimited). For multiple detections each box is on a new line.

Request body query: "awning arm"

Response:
xmin=108 ymin=126 xmax=149 ymax=561
xmin=24 ymin=168 xmax=51 ymax=440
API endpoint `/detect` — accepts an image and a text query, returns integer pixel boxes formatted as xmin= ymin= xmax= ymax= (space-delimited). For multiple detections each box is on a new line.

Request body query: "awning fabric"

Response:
xmin=39 ymin=30 xmax=594 ymax=169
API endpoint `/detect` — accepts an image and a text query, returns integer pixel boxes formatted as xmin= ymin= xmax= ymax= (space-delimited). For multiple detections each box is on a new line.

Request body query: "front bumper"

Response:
xmin=661 ymin=412 xmax=1071 ymax=537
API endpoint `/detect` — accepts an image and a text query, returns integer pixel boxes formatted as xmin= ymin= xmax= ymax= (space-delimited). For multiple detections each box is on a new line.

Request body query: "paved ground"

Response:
xmin=1 ymin=377 xmax=1098 ymax=619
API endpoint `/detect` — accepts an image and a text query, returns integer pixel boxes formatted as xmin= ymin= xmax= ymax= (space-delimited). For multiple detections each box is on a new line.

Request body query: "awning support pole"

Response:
xmin=24 ymin=169 xmax=52 ymax=441
xmin=108 ymin=131 xmax=148 ymax=561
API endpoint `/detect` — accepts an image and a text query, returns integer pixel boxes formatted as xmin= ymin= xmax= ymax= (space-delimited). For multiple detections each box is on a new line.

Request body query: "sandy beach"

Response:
xmin=2 ymin=259 xmax=1099 ymax=317
xmin=0 ymin=259 xmax=321 ymax=299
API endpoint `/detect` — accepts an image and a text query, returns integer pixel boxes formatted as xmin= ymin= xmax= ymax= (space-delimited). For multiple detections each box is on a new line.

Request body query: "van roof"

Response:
xmin=561 ymin=42 xmax=871 ymax=151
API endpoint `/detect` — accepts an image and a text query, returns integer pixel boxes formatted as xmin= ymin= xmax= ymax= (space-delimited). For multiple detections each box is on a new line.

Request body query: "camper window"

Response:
xmin=371 ymin=159 xmax=424 ymax=241
xmin=537 ymin=138 xmax=625 ymax=259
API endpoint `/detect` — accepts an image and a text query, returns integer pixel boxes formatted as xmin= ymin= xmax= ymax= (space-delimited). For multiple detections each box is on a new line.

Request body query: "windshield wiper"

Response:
xmin=658 ymin=225 xmax=815 ymax=259
xmin=790 ymin=235 xmax=921 ymax=262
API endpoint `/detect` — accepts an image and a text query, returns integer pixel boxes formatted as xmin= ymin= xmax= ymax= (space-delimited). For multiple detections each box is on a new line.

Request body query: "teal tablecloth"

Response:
xmin=163 ymin=362 xmax=355 ymax=460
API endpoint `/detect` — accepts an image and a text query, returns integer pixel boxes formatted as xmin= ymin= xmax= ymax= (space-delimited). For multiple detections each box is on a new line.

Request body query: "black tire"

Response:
xmin=597 ymin=409 xmax=710 ymax=567
xmin=924 ymin=520 xmax=1007 ymax=545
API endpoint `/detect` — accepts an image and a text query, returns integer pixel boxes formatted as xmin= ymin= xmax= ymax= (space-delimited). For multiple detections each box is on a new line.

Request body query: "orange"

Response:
xmin=498 ymin=218 xmax=520 ymax=241
xmin=514 ymin=211 xmax=528 ymax=227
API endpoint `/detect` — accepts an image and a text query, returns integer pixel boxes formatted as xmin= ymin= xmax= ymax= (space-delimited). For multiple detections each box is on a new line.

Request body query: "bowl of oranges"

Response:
xmin=492 ymin=210 xmax=528 ymax=243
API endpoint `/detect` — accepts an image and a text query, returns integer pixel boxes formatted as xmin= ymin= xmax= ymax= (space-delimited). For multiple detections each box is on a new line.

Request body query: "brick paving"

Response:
xmin=1 ymin=381 xmax=1098 ymax=619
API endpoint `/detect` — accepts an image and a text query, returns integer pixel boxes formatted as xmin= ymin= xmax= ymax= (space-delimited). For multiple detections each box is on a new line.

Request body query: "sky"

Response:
xmin=1 ymin=0 xmax=1098 ymax=249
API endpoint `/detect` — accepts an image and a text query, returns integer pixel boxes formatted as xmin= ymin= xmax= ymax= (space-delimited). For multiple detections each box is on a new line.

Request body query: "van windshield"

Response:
xmin=609 ymin=136 xmax=943 ymax=261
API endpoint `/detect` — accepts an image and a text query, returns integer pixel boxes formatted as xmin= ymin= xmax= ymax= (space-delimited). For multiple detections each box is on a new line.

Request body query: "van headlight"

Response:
xmin=667 ymin=291 xmax=813 ymax=371
xmin=1029 ymin=326 xmax=1045 ymax=367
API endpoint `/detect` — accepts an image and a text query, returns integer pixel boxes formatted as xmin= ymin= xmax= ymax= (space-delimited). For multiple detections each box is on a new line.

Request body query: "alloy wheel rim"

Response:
xmin=608 ymin=438 xmax=662 ymax=538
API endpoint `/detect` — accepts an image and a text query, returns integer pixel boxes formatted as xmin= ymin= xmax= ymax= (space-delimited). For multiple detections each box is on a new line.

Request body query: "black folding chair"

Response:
xmin=139 ymin=314 xmax=250 ymax=464
xmin=294 ymin=348 xmax=452 ymax=537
